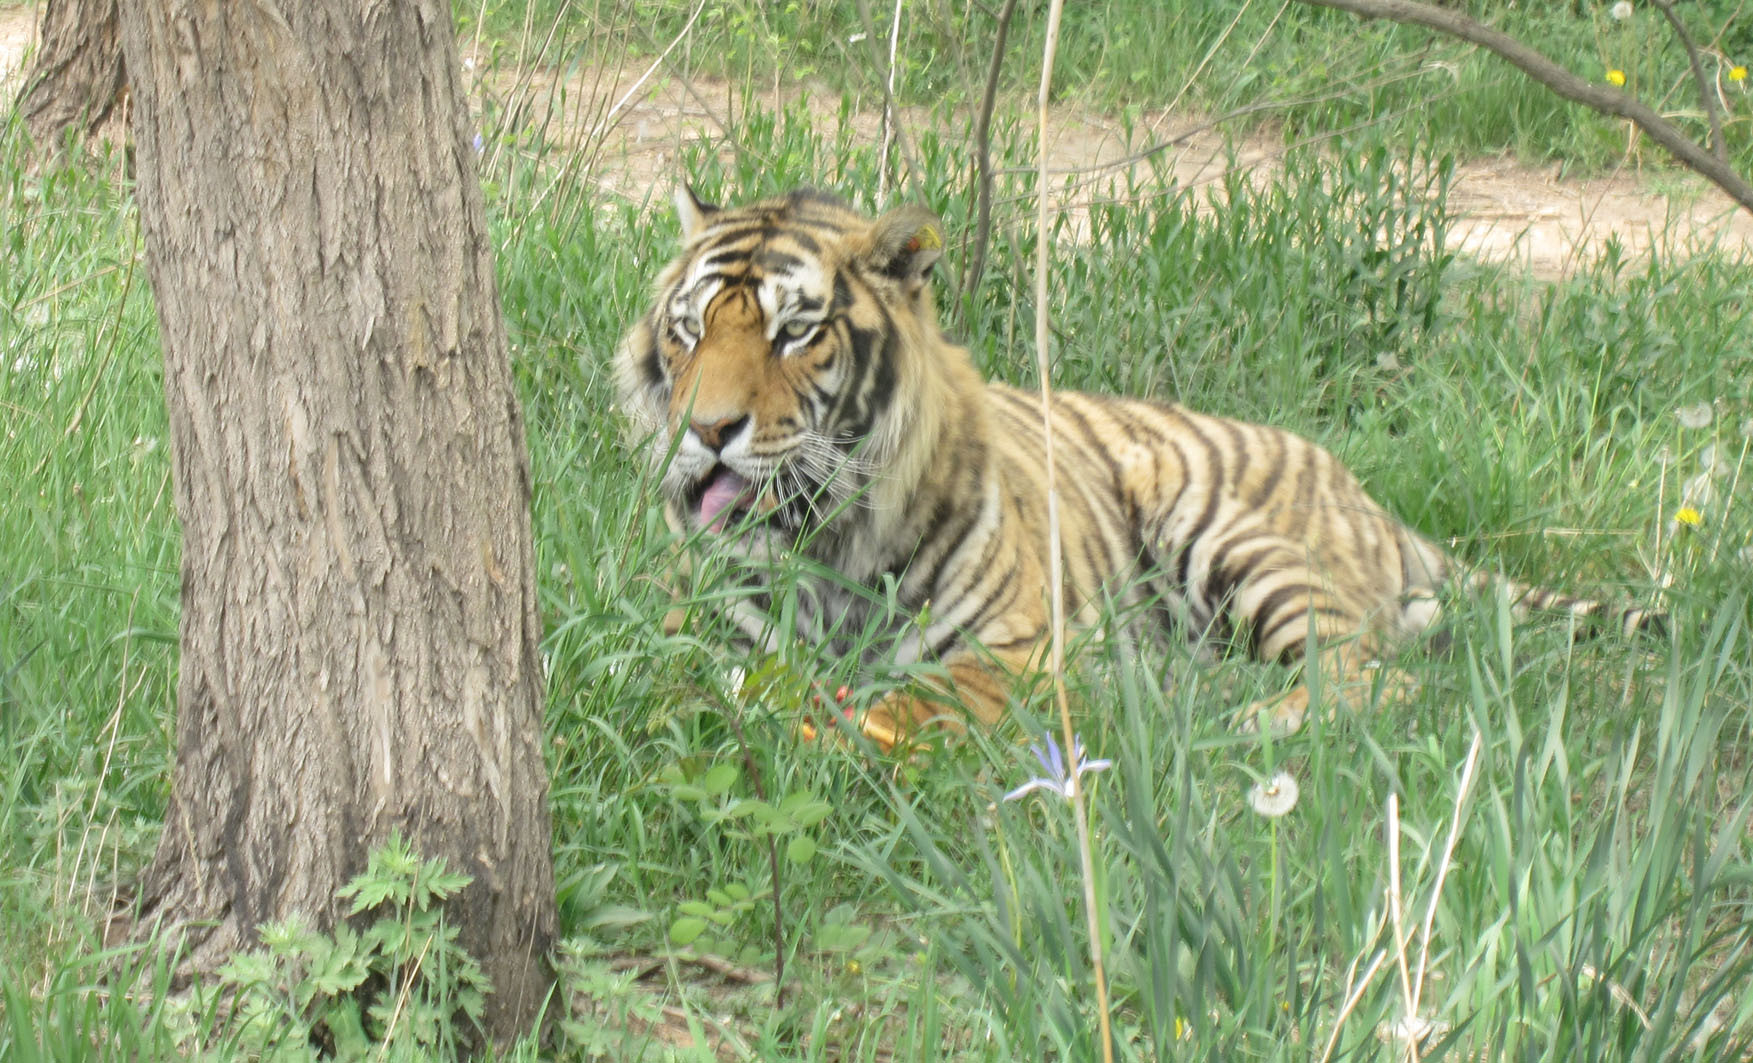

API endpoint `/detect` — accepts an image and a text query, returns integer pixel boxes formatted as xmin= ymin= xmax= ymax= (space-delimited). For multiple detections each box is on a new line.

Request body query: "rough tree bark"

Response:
xmin=115 ymin=0 xmax=556 ymax=1044
xmin=13 ymin=0 xmax=125 ymax=152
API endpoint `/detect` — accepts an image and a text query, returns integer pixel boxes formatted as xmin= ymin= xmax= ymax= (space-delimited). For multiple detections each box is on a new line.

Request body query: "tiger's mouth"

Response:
xmin=688 ymin=464 xmax=775 ymax=533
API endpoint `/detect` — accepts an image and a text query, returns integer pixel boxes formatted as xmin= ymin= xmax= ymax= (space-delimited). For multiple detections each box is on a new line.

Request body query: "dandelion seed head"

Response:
xmin=1377 ymin=1015 xmax=1450 ymax=1045
xmin=1610 ymin=0 xmax=1633 ymax=19
xmin=1676 ymin=401 xmax=1714 ymax=429
xmin=1689 ymin=1008 xmax=1725 ymax=1051
xmin=1249 ymin=771 xmax=1300 ymax=818
xmin=1698 ymin=443 xmax=1720 ymax=476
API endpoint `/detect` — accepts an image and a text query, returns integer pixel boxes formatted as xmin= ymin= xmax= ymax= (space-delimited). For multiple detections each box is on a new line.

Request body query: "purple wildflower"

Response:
xmin=1004 ymin=734 xmax=1112 ymax=802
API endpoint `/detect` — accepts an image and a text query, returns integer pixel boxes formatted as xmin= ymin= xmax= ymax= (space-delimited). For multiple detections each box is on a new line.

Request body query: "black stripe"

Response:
xmin=781 ymin=228 xmax=822 ymax=255
xmin=1252 ymin=583 xmax=1311 ymax=652
xmin=1203 ymin=536 xmax=1275 ymax=614
xmin=696 ymin=225 xmax=771 ymax=251
xmin=639 ymin=333 xmax=665 ymax=390
xmin=787 ymin=187 xmax=848 ymax=212
xmin=756 ymin=249 xmax=808 ymax=274
xmin=1056 ymin=399 xmax=1131 ymax=511
xmin=698 ymin=245 xmax=757 ymax=271
xmin=919 ymin=506 xmax=985 ymax=612
xmin=1247 ymin=429 xmax=1288 ymax=508
xmin=1215 ymin=418 xmax=1251 ymax=485
xmin=863 ymin=321 xmax=898 ymax=426
xmin=1173 ymin=428 xmax=1226 ymax=588
xmin=1154 ymin=436 xmax=1193 ymax=548
xmin=939 ymin=573 xmax=1027 ymax=659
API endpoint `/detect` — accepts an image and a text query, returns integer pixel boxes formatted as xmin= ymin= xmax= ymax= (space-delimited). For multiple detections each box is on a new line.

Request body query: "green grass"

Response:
xmin=5 ymin=22 xmax=1753 ymax=1061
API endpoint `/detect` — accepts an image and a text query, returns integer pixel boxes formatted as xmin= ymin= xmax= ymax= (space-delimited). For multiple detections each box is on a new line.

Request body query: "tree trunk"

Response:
xmin=14 ymin=0 xmax=125 ymax=153
xmin=115 ymin=0 xmax=556 ymax=1045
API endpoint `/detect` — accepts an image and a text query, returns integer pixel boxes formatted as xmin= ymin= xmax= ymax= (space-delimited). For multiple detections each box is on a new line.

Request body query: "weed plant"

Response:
xmin=5 ymin=31 xmax=1753 ymax=1063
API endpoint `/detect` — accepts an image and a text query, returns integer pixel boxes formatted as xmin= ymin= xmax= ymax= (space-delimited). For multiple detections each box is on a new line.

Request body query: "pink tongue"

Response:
xmin=698 ymin=468 xmax=755 ymax=531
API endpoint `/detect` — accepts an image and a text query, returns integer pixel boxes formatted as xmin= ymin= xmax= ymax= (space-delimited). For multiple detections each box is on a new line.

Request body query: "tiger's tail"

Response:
xmin=1460 ymin=569 xmax=1667 ymax=640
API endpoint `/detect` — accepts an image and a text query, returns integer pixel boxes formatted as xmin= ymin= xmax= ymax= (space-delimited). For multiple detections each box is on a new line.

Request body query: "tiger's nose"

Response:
xmin=691 ymin=414 xmax=749 ymax=452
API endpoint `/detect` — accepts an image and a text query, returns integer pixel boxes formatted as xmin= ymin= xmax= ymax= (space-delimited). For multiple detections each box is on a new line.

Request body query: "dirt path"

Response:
xmin=0 ymin=5 xmax=32 ymax=89
xmin=504 ymin=59 xmax=1753 ymax=279
xmin=6 ymin=4 xmax=1751 ymax=279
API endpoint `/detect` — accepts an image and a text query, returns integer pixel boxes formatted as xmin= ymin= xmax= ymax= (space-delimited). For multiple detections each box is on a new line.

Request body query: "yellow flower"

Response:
xmin=1732 ymin=66 xmax=1748 ymax=82
xmin=1675 ymin=506 xmax=1703 ymax=527
xmin=1607 ymin=68 xmax=1627 ymax=87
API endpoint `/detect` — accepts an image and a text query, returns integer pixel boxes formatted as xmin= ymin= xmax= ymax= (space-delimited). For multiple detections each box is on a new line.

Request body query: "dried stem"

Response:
xmin=855 ymin=0 xmax=924 ymax=199
xmin=1031 ymin=2 xmax=1113 ymax=1060
xmin=1293 ymin=0 xmax=1753 ymax=215
xmin=878 ymin=0 xmax=904 ymax=200
xmin=959 ymin=0 xmax=1018 ymax=323
xmin=1650 ymin=0 xmax=1725 ymax=164
xmin=1410 ymin=729 xmax=1482 ymax=1016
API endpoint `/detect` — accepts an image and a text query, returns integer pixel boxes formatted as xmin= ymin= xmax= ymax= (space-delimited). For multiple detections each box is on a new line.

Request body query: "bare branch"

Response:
xmin=1650 ymin=0 xmax=1725 ymax=164
xmin=1293 ymin=0 xmax=1753 ymax=215
xmin=958 ymin=0 xmax=1018 ymax=322
xmin=855 ymin=0 xmax=925 ymax=200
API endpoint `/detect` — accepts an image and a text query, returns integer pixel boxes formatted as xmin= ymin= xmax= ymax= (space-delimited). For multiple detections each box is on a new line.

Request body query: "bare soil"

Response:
xmin=6 ymin=4 xmax=1753 ymax=279
xmin=0 ymin=6 xmax=32 ymax=90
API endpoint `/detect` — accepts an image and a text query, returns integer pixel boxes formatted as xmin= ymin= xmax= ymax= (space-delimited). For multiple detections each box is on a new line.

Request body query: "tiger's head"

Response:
xmin=616 ymin=187 xmax=971 ymax=553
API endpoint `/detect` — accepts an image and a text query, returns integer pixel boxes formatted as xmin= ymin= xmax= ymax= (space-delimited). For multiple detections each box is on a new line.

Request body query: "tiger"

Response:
xmin=614 ymin=186 xmax=1663 ymax=749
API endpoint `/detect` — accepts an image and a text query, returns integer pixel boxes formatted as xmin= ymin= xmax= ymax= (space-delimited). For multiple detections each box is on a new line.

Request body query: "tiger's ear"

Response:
xmin=861 ymin=204 xmax=944 ymax=294
xmin=674 ymin=185 xmax=718 ymax=241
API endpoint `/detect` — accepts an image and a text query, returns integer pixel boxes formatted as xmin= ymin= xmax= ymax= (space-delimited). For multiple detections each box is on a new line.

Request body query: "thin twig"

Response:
xmin=1031 ymin=3 xmax=1113 ymax=1060
xmin=1318 ymin=948 xmax=1391 ymax=1063
xmin=878 ymin=0 xmax=905 ymax=201
xmin=1385 ymin=794 xmax=1416 ymax=1021
xmin=581 ymin=0 xmax=710 ymax=160
xmin=32 ymin=236 xmax=139 ymax=480
xmin=854 ymin=0 xmax=924 ymax=199
xmin=1410 ymin=729 xmax=1482 ymax=1016
xmin=1160 ymin=0 xmax=1265 ymax=119
xmin=959 ymin=0 xmax=1018 ymax=322
xmin=995 ymin=52 xmax=1434 ymax=181
xmin=1650 ymin=0 xmax=1726 ymax=164
xmin=1292 ymin=0 xmax=1753 ymax=214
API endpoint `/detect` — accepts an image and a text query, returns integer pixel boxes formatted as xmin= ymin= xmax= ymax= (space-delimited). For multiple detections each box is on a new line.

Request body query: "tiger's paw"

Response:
xmin=1239 ymin=688 xmax=1312 ymax=736
xmin=1238 ymin=656 xmax=1416 ymax=736
xmin=798 ymin=689 xmax=949 ymax=755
